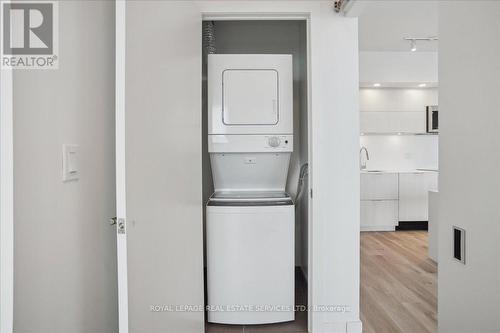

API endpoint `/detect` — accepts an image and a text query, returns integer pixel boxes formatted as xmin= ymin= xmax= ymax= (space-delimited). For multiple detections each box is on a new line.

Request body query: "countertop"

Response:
xmin=360 ymin=169 xmax=439 ymax=174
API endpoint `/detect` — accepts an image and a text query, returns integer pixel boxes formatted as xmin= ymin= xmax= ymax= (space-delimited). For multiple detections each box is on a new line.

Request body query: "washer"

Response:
xmin=206 ymin=192 xmax=294 ymax=324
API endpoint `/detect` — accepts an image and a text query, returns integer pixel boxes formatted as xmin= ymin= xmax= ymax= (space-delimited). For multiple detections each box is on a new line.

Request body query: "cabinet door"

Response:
xmin=361 ymin=200 xmax=398 ymax=231
xmin=361 ymin=173 xmax=399 ymax=200
xmin=397 ymin=112 xmax=426 ymax=133
xmin=398 ymin=173 xmax=436 ymax=221
xmin=360 ymin=111 xmax=426 ymax=133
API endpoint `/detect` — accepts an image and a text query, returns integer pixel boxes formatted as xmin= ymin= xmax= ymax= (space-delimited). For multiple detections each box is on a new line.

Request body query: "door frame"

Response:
xmin=201 ymin=11 xmax=313 ymax=331
xmin=0 ymin=66 xmax=14 ymax=333
xmin=201 ymin=12 xmax=313 ymax=332
xmin=115 ymin=1 xmax=128 ymax=333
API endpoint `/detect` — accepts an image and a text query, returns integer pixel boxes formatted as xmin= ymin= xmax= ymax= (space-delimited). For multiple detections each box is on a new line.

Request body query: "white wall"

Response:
xmin=360 ymin=51 xmax=438 ymax=84
xmin=309 ymin=4 xmax=360 ymax=333
xmin=438 ymin=2 xmax=500 ymax=332
xmin=12 ymin=1 xmax=118 ymax=333
xmin=360 ymin=135 xmax=438 ymax=171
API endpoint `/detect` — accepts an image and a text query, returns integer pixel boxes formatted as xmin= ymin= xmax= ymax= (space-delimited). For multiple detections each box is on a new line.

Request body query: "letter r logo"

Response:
xmin=2 ymin=2 xmax=53 ymax=55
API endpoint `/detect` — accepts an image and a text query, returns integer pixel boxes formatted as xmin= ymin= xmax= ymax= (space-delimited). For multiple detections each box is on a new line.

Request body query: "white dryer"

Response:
xmin=206 ymin=54 xmax=295 ymax=325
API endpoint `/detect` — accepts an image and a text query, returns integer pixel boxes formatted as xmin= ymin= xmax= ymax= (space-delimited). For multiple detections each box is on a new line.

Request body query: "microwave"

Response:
xmin=426 ymin=105 xmax=438 ymax=133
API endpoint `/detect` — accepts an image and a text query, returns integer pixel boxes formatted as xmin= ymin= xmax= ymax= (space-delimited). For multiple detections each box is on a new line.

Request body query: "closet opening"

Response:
xmin=201 ymin=19 xmax=309 ymax=333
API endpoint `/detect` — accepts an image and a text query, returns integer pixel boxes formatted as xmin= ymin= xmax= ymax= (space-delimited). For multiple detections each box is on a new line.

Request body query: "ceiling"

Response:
xmin=352 ymin=0 xmax=438 ymax=52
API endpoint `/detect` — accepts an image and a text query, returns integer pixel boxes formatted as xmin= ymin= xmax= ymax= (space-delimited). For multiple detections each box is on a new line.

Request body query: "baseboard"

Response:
xmin=396 ymin=221 xmax=428 ymax=231
xmin=347 ymin=320 xmax=363 ymax=333
xmin=360 ymin=226 xmax=395 ymax=232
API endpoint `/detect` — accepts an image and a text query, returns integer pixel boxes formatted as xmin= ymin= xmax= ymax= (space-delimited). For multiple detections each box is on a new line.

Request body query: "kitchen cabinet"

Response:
xmin=361 ymin=200 xmax=398 ymax=231
xmin=398 ymin=172 xmax=438 ymax=221
xmin=361 ymin=173 xmax=399 ymax=231
xmin=361 ymin=173 xmax=398 ymax=200
xmin=360 ymin=111 xmax=426 ymax=134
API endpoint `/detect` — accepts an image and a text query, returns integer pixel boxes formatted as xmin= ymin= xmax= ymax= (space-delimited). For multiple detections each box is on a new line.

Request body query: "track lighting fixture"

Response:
xmin=404 ymin=36 xmax=438 ymax=52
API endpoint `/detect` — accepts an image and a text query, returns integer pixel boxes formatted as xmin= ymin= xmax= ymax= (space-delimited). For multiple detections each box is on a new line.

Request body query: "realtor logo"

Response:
xmin=1 ymin=1 xmax=58 ymax=69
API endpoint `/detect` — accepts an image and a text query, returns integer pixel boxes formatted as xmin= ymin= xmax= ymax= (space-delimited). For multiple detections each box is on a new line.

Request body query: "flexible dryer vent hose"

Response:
xmin=295 ymin=163 xmax=309 ymax=202
xmin=203 ymin=21 xmax=216 ymax=54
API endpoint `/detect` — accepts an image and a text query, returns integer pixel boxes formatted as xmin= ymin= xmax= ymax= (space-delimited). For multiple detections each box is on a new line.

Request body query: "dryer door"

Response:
xmin=208 ymin=54 xmax=293 ymax=135
xmin=223 ymin=69 xmax=278 ymax=125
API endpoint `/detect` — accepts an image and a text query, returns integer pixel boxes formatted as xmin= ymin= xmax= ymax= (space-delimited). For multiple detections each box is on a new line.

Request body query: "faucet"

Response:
xmin=360 ymin=146 xmax=370 ymax=170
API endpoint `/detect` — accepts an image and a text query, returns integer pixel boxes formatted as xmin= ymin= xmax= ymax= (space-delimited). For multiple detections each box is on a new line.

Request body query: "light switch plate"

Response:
xmin=62 ymin=144 xmax=79 ymax=182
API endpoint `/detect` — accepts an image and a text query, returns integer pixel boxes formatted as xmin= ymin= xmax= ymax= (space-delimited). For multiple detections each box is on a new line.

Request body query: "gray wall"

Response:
xmin=13 ymin=1 xmax=118 ymax=332
xmin=202 ymin=20 xmax=309 ymax=269
xmin=438 ymin=2 xmax=500 ymax=332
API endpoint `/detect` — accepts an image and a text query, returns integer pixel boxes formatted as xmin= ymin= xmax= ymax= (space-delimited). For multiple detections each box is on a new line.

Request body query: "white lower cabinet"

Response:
xmin=360 ymin=173 xmax=399 ymax=231
xmin=361 ymin=171 xmax=439 ymax=231
xmin=398 ymin=172 xmax=438 ymax=221
xmin=361 ymin=200 xmax=398 ymax=231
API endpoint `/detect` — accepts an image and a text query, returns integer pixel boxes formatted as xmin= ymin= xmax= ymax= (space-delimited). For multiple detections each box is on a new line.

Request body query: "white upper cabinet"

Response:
xmin=359 ymin=52 xmax=438 ymax=86
xmin=360 ymin=111 xmax=426 ymax=134
xmin=359 ymin=88 xmax=437 ymax=134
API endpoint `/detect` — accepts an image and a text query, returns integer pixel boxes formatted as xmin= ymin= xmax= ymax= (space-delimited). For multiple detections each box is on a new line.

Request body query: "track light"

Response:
xmin=410 ymin=40 xmax=417 ymax=52
xmin=404 ymin=36 xmax=438 ymax=52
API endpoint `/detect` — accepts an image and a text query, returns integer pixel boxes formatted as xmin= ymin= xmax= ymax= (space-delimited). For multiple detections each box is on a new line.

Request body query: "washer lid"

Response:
xmin=208 ymin=191 xmax=293 ymax=206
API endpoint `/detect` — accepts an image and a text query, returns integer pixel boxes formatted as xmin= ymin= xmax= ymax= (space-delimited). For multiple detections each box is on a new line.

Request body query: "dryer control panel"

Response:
xmin=208 ymin=135 xmax=293 ymax=153
xmin=266 ymin=136 xmax=290 ymax=149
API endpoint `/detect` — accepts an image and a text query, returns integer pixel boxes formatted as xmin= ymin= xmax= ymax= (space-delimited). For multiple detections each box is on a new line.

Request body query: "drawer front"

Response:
xmin=398 ymin=173 xmax=438 ymax=221
xmin=361 ymin=200 xmax=398 ymax=229
xmin=361 ymin=173 xmax=399 ymax=200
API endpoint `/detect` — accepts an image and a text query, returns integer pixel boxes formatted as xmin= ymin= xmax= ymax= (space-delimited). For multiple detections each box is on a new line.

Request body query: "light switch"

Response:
xmin=63 ymin=144 xmax=79 ymax=182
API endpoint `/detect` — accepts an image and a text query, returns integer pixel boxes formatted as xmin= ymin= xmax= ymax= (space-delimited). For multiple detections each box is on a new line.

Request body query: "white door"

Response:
xmin=1 ymin=65 xmax=14 ymax=333
xmin=115 ymin=2 xmax=203 ymax=333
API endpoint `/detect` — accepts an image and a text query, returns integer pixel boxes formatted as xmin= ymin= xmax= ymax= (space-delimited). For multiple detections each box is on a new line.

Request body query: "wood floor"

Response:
xmin=361 ymin=231 xmax=437 ymax=333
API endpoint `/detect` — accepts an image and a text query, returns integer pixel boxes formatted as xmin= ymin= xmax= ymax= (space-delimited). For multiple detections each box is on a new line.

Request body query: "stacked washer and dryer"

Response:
xmin=206 ymin=54 xmax=295 ymax=325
